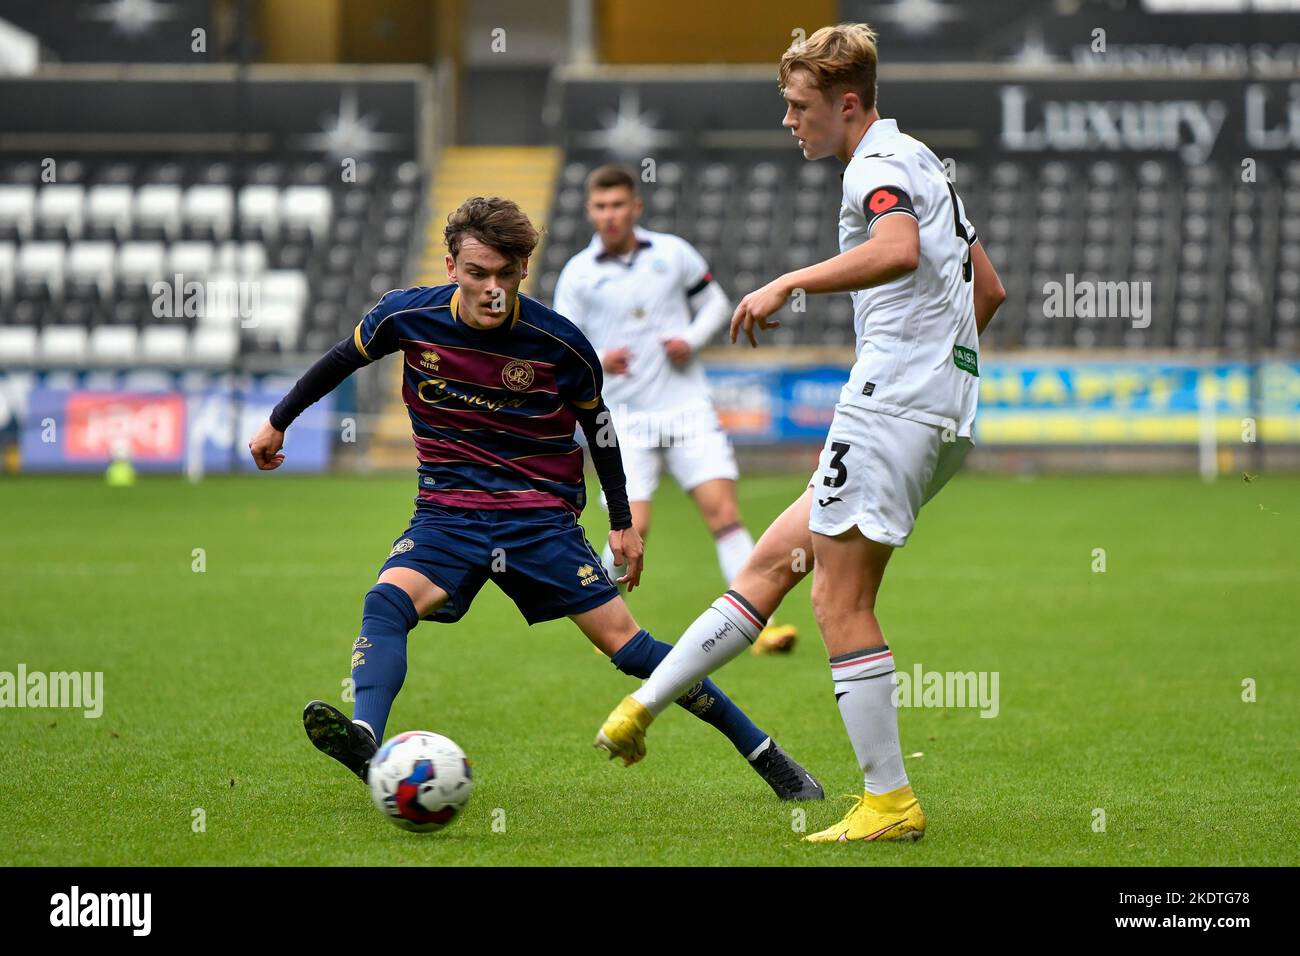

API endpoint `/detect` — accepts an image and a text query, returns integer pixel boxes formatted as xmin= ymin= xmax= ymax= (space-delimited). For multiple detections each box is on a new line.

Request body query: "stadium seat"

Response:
xmin=89 ymin=324 xmax=139 ymax=364
xmin=40 ymin=325 xmax=89 ymax=363
xmin=0 ymin=185 xmax=36 ymax=241
xmin=190 ymin=327 xmax=239 ymax=365
xmin=85 ymin=184 xmax=134 ymax=241
xmin=134 ymin=184 xmax=183 ymax=240
xmin=280 ymin=186 xmax=332 ymax=243
xmin=65 ymin=241 xmax=116 ymax=300
xmin=0 ymin=326 xmax=36 ymax=362
xmin=140 ymin=325 xmax=188 ymax=363
xmin=182 ymin=185 xmax=234 ymax=241
xmin=16 ymin=241 xmax=65 ymax=299
xmin=36 ymin=185 xmax=86 ymax=241
xmin=168 ymin=241 xmax=216 ymax=281
xmin=0 ymin=242 xmax=15 ymax=300
xmin=238 ymin=184 xmax=280 ymax=240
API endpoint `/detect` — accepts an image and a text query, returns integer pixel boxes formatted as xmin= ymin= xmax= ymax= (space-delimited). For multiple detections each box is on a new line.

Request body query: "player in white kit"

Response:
xmin=593 ymin=24 xmax=1007 ymax=842
xmin=554 ymin=165 xmax=797 ymax=653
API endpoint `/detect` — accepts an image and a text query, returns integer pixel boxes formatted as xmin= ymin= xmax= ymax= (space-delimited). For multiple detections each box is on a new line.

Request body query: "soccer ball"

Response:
xmin=368 ymin=731 xmax=473 ymax=832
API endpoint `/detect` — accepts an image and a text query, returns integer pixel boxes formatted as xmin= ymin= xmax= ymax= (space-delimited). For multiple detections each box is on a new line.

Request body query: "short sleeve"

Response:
xmin=552 ymin=260 xmax=586 ymax=333
xmin=676 ymin=237 xmax=713 ymax=297
xmin=844 ymin=157 xmax=919 ymax=237
xmin=947 ymin=180 xmax=977 ymax=246
xmin=351 ymin=289 xmax=404 ymax=362
xmin=556 ymin=326 xmax=604 ymax=410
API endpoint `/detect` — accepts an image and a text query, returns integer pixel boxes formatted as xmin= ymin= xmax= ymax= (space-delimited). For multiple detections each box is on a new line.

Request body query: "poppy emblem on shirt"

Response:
xmin=868 ymin=188 xmax=899 ymax=213
xmin=502 ymin=360 xmax=535 ymax=391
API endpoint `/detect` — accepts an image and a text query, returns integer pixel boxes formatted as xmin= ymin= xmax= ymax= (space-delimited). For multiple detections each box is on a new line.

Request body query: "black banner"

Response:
xmin=556 ymin=73 xmax=1300 ymax=162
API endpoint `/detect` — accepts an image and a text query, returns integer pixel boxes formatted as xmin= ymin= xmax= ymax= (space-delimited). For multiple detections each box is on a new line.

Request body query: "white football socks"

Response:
xmin=829 ymin=645 xmax=909 ymax=794
xmin=713 ymin=523 xmax=755 ymax=585
xmin=631 ymin=591 xmax=766 ymax=716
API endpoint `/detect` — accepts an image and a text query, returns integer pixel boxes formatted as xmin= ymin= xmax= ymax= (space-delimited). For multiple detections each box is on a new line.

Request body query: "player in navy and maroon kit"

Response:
xmin=248 ymin=197 xmax=822 ymax=800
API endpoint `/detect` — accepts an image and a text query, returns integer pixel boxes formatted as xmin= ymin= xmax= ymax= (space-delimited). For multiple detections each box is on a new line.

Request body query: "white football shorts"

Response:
xmin=603 ymin=404 xmax=739 ymax=504
xmin=807 ymin=401 xmax=972 ymax=547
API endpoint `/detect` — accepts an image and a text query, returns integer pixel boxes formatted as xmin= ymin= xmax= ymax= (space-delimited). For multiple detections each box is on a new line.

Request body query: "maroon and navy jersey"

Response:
xmin=353 ymin=284 xmax=603 ymax=514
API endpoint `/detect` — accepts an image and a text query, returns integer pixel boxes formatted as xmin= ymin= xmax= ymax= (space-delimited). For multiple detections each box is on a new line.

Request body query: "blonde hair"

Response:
xmin=778 ymin=23 xmax=879 ymax=111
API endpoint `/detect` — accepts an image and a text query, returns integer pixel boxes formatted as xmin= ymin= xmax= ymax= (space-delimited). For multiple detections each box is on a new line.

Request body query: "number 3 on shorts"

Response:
xmin=823 ymin=441 xmax=851 ymax=488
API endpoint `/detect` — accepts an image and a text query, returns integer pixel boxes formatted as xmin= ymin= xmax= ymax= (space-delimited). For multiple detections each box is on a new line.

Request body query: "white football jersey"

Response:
xmin=838 ymin=118 xmax=980 ymax=437
xmin=553 ymin=227 xmax=721 ymax=417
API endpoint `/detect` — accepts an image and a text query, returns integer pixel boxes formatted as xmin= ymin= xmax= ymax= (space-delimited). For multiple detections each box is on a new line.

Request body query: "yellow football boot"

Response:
xmin=804 ymin=784 xmax=926 ymax=843
xmin=593 ymin=695 xmax=653 ymax=766
xmin=751 ymin=623 xmax=798 ymax=655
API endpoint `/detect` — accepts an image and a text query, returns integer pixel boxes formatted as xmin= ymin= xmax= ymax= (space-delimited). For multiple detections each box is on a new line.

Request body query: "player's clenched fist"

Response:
xmin=249 ymin=419 xmax=286 ymax=470
xmin=609 ymin=524 xmax=645 ymax=591
xmin=601 ymin=346 xmax=632 ymax=375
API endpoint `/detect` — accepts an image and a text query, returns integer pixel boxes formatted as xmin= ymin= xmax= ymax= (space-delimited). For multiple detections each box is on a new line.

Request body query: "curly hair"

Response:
xmin=444 ymin=196 xmax=540 ymax=262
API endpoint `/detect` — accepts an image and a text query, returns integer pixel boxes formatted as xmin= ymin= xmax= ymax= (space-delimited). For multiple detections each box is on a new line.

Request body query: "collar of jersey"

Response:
xmin=850 ymin=117 xmax=899 ymax=160
xmin=450 ymin=286 xmax=520 ymax=331
xmin=591 ymin=228 xmax=653 ymax=263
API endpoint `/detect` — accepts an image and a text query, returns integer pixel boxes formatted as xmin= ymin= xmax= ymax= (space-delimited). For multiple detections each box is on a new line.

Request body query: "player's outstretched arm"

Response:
xmin=248 ymin=335 xmax=371 ymax=470
xmin=970 ymin=240 xmax=1006 ymax=336
xmin=573 ymin=398 xmax=643 ymax=590
xmin=730 ymin=215 xmax=919 ymax=346
xmin=668 ymin=281 xmax=730 ymax=364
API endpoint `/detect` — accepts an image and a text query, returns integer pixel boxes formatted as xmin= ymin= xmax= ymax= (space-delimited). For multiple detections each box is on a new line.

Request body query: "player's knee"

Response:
xmin=365 ymin=581 xmax=422 ymax=628
xmin=705 ymin=503 xmax=742 ymax=533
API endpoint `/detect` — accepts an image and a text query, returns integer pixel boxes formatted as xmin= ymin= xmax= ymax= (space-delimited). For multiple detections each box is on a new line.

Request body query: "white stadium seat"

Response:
xmin=280 ymin=185 xmax=332 ymax=240
xmin=190 ymin=327 xmax=238 ymax=365
xmin=213 ymin=240 xmax=266 ymax=276
xmin=40 ymin=326 xmax=89 ymax=363
xmin=89 ymin=325 xmax=139 ymax=364
xmin=248 ymin=301 xmax=303 ymax=350
xmin=192 ymin=272 xmax=243 ymax=328
xmin=16 ymin=241 xmax=65 ymax=294
xmin=0 ymin=242 xmax=15 ymax=298
xmin=259 ymin=269 xmax=309 ymax=307
xmin=0 ymin=185 xmax=36 ymax=238
xmin=183 ymin=184 xmax=233 ymax=238
xmin=66 ymin=241 xmax=117 ymax=293
xmin=134 ymin=184 xmax=183 ymax=238
xmin=85 ymin=184 xmax=134 ymax=238
xmin=167 ymin=241 xmax=216 ymax=280
xmin=140 ymin=325 xmax=189 ymax=363
xmin=0 ymin=326 xmax=37 ymax=363
xmin=238 ymin=185 xmax=280 ymax=235
xmin=116 ymin=241 xmax=166 ymax=284
xmin=37 ymin=185 xmax=86 ymax=237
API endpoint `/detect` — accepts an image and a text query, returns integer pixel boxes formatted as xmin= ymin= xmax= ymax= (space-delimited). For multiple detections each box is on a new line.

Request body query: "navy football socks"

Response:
xmin=351 ymin=583 xmax=420 ymax=743
xmin=610 ymin=629 xmax=768 ymax=756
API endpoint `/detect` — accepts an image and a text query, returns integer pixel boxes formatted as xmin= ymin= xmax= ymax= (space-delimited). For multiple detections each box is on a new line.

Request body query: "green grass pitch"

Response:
xmin=1 ymin=470 xmax=1296 ymax=866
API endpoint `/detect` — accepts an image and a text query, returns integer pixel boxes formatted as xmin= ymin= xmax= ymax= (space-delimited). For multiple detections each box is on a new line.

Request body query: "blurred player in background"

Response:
xmin=594 ymin=24 xmax=1007 ymax=841
xmin=554 ymin=165 xmax=797 ymax=654
xmin=249 ymin=196 xmax=823 ymax=801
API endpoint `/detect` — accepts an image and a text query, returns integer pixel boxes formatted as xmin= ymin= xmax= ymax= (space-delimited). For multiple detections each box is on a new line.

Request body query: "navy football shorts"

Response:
xmin=378 ymin=504 xmax=620 ymax=625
